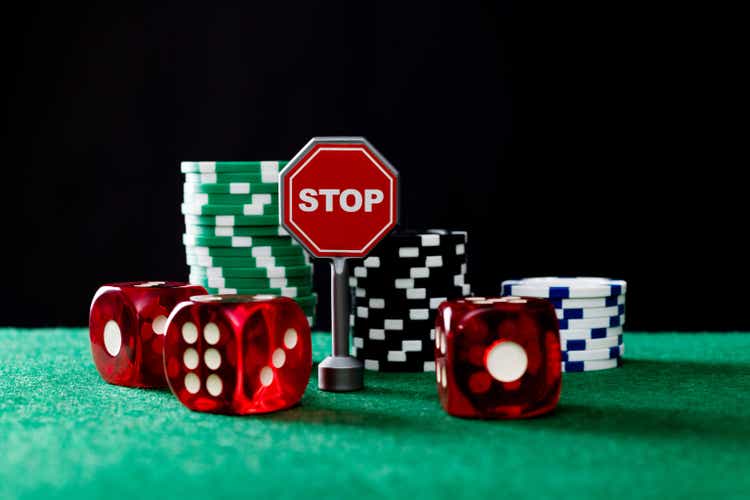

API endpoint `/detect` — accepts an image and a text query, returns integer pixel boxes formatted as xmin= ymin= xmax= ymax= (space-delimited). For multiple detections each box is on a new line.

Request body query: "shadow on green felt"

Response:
xmin=259 ymin=405 xmax=418 ymax=430
xmin=288 ymin=356 xmax=750 ymax=441
xmin=518 ymin=358 xmax=750 ymax=442
xmin=259 ymin=363 xmax=441 ymax=429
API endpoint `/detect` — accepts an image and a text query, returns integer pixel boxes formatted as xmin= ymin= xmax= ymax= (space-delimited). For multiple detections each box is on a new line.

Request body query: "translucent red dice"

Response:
xmin=434 ymin=296 xmax=562 ymax=419
xmin=163 ymin=294 xmax=312 ymax=414
xmin=89 ymin=281 xmax=207 ymax=387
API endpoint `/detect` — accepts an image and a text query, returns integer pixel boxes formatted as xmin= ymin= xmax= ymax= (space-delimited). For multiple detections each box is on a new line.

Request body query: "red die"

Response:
xmin=89 ymin=281 xmax=207 ymax=388
xmin=434 ymin=296 xmax=561 ymax=419
xmin=163 ymin=294 xmax=312 ymax=414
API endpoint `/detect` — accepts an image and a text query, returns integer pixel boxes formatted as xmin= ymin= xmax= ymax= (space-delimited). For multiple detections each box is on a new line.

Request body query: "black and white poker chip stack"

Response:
xmin=349 ymin=229 xmax=471 ymax=372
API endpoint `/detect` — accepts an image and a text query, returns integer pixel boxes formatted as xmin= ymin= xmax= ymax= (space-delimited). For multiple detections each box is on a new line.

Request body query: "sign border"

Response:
xmin=279 ymin=137 xmax=400 ymax=258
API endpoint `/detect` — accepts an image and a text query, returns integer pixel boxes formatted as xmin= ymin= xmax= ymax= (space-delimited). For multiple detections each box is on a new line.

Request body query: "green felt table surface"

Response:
xmin=1 ymin=329 xmax=749 ymax=499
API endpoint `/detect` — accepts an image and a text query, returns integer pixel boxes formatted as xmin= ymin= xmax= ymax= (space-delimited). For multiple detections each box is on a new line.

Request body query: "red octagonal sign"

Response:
xmin=280 ymin=137 xmax=399 ymax=258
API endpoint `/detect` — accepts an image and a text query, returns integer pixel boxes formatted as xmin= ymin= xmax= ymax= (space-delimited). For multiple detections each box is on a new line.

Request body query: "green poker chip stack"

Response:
xmin=181 ymin=161 xmax=317 ymax=324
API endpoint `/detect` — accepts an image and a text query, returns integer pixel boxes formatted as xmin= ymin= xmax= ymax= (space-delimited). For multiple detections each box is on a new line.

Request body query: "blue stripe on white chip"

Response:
xmin=558 ymin=314 xmax=625 ymax=330
xmin=501 ymin=277 xmax=627 ymax=299
xmin=561 ymin=344 xmax=624 ymax=362
xmin=562 ymin=334 xmax=623 ymax=350
xmin=562 ymin=358 xmax=620 ymax=372
xmin=556 ymin=304 xmax=626 ymax=320
xmin=560 ymin=326 xmax=624 ymax=339
xmin=548 ymin=295 xmax=625 ymax=309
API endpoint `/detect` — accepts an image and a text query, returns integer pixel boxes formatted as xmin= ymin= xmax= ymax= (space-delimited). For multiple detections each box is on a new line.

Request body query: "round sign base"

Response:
xmin=318 ymin=355 xmax=364 ymax=392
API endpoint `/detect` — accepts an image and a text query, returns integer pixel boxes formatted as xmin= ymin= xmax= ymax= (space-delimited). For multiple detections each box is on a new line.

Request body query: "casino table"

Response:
xmin=1 ymin=329 xmax=749 ymax=499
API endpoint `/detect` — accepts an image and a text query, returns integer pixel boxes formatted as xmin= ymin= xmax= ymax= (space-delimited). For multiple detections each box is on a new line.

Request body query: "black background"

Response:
xmin=1 ymin=2 xmax=744 ymax=330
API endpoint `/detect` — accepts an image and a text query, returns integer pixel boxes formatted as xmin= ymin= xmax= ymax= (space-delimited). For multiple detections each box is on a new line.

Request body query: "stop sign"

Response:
xmin=280 ymin=137 xmax=399 ymax=258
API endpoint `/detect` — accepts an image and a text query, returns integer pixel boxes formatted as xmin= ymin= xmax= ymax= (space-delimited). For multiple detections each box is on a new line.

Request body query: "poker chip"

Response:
xmin=184 ymin=172 xmax=278 ymax=184
xmin=189 ymin=275 xmax=312 ymax=290
xmin=183 ymin=196 xmax=276 ymax=208
xmin=561 ymin=344 xmax=624 ymax=362
xmin=373 ymin=231 xmax=467 ymax=249
xmin=353 ymin=283 xmax=471 ymax=299
xmin=350 ymin=229 xmax=471 ymax=372
xmin=358 ymin=253 xmax=466 ymax=269
xmin=185 ymin=245 xmax=308 ymax=258
xmin=357 ymin=356 xmax=435 ymax=373
xmin=349 ymin=275 xmax=467 ymax=294
xmin=203 ymin=286 xmax=314 ymax=298
xmin=352 ymin=261 xmax=466 ymax=280
xmin=501 ymin=277 xmax=627 ymax=299
xmin=181 ymin=202 xmax=280 ymax=216
xmin=191 ymin=275 xmax=312 ymax=290
xmin=502 ymin=276 xmax=628 ymax=372
xmin=181 ymin=161 xmax=316 ymax=320
xmin=354 ymin=306 xmax=433 ymax=322
xmin=548 ymin=295 xmax=625 ymax=309
xmin=184 ymin=214 xmax=282 ymax=227
xmin=556 ymin=304 xmax=625 ymax=320
xmin=185 ymin=254 xmax=309 ymax=268
xmin=192 ymin=292 xmax=317 ymax=309
xmin=558 ymin=326 xmax=623 ymax=339
xmin=273 ymin=293 xmax=316 ymax=308
xmin=353 ymin=294 xmax=450 ymax=311
xmin=558 ymin=314 xmax=625 ymax=330
xmin=189 ymin=264 xmax=312 ymax=279
xmin=184 ymin=192 xmax=278 ymax=205
xmin=183 ymin=183 xmax=279 ymax=195
xmin=184 ymin=224 xmax=289 ymax=237
xmin=562 ymin=358 xmax=622 ymax=372
xmin=182 ymin=234 xmax=296 ymax=248
xmin=350 ymin=320 xmax=435 ymax=342
xmin=352 ymin=336 xmax=435 ymax=362
xmin=181 ymin=160 xmax=287 ymax=175
xmin=562 ymin=334 xmax=623 ymax=351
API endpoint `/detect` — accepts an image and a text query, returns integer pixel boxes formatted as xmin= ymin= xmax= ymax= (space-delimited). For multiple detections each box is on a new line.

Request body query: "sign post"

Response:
xmin=280 ymin=137 xmax=399 ymax=391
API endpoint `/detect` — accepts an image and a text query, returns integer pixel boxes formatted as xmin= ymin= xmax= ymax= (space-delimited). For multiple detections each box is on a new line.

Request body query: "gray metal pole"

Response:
xmin=317 ymin=257 xmax=364 ymax=391
xmin=330 ymin=258 xmax=350 ymax=357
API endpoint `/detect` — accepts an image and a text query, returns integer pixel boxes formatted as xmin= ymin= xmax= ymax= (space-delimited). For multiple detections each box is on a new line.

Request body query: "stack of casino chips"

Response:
xmin=349 ymin=229 xmax=471 ymax=372
xmin=501 ymin=277 xmax=627 ymax=372
xmin=180 ymin=161 xmax=317 ymax=325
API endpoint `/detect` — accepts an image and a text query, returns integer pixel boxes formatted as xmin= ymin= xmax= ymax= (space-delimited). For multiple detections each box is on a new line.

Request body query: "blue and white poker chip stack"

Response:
xmin=501 ymin=277 xmax=627 ymax=372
